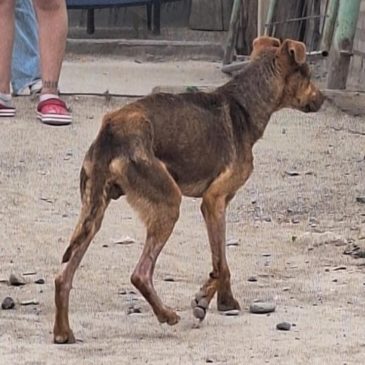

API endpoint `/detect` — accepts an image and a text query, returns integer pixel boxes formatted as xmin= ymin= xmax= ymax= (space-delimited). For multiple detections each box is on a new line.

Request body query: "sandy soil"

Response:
xmin=0 ymin=96 xmax=365 ymax=365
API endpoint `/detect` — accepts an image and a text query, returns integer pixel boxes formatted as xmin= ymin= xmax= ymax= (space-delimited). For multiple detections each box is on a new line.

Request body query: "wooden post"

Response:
xmin=327 ymin=0 xmax=362 ymax=89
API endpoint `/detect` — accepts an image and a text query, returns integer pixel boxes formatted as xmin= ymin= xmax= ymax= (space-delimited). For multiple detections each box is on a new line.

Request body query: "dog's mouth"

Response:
xmin=302 ymin=93 xmax=325 ymax=113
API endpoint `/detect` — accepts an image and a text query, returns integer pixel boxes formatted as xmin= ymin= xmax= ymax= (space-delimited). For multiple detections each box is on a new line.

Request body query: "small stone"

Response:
xmin=118 ymin=289 xmax=127 ymax=295
xmin=282 ymin=287 xmax=290 ymax=292
xmin=206 ymin=358 xmax=214 ymax=363
xmin=285 ymin=170 xmax=300 ymax=176
xmin=102 ymin=244 xmax=109 ymax=248
xmin=226 ymin=238 xmax=239 ymax=246
xmin=20 ymin=299 xmax=39 ymax=306
xmin=276 ymin=322 xmax=291 ymax=331
xmin=34 ymin=278 xmax=45 ymax=285
xmin=249 ymin=301 xmax=276 ymax=314
xmin=22 ymin=271 xmax=37 ymax=276
xmin=248 ymin=276 xmax=258 ymax=282
xmin=333 ymin=266 xmax=347 ymax=271
xmin=263 ymin=216 xmax=272 ymax=223
xmin=353 ymin=250 xmax=365 ymax=258
xmin=262 ymin=253 xmax=271 ymax=257
xmin=164 ymin=277 xmax=175 ymax=282
xmin=356 ymin=196 xmax=365 ymax=204
xmin=127 ymin=305 xmax=142 ymax=315
xmin=220 ymin=309 xmax=240 ymax=316
xmin=2 ymin=297 xmax=15 ymax=310
xmin=291 ymin=218 xmax=300 ymax=224
xmin=114 ymin=236 xmax=136 ymax=245
xmin=9 ymin=273 xmax=26 ymax=286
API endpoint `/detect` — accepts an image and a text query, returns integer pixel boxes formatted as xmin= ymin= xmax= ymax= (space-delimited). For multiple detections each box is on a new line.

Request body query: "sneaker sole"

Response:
xmin=37 ymin=112 xmax=72 ymax=126
xmin=0 ymin=109 xmax=16 ymax=117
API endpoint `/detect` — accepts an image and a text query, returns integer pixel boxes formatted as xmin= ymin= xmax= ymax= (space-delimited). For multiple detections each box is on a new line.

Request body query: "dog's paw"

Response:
xmin=191 ymin=291 xmax=210 ymax=321
xmin=157 ymin=307 xmax=180 ymax=326
xmin=217 ymin=295 xmax=241 ymax=313
xmin=53 ymin=329 xmax=76 ymax=344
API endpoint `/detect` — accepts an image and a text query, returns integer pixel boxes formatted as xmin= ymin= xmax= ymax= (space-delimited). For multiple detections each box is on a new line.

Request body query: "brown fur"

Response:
xmin=53 ymin=37 xmax=324 ymax=343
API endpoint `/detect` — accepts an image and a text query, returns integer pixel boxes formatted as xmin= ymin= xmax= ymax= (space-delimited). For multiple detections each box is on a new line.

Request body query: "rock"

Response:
xmin=22 ymin=271 xmax=37 ymax=276
xmin=248 ymin=276 xmax=258 ymax=282
xmin=333 ymin=266 xmax=346 ymax=271
xmin=2 ymin=297 xmax=15 ymax=310
xmin=285 ymin=170 xmax=300 ymax=176
xmin=296 ymin=232 xmax=347 ymax=248
xmin=353 ymin=250 xmax=365 ymax=258
xmin=291 ymin=218 xmax=300 ymax=224
xmin=358 ymin=227 xmax=365 ymax=240
xmin=34 ymin=278 xmax=45 ymax=285
xmin=164 ymin=277 xmax=175 ymax=282
xmin=9 ymin=273 xmax=26 ymax=286
xmin=114 ymin=236 xmax=136 ymax=245
xmin=127 ymin=305 xmax=142 ymax=315
xmin=249 ymin=301 xmax=276 ymax=314
xmin=226 ymin=238 xmax=239 ymax=246
xmin=20 ymin=299 xmax=39 ymax=306
xmin=220 ymin=309 xmax=240 ymax=316
xmin=206 ymin=358 xmax=214 ymax=363
xmin=356 ymin=196 xmax=365 ymax=204
xmin=276 ymin=322 xmax=291 ymax=331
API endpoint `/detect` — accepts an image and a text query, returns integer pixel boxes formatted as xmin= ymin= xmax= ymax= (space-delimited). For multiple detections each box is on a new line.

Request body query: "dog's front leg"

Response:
xmin=192 ymin=192 xmax=240 ymax=321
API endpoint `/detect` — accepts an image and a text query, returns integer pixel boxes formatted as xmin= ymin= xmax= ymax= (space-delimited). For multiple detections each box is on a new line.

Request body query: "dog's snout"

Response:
xmin=304 ymin=89 xmax=324 ymax=113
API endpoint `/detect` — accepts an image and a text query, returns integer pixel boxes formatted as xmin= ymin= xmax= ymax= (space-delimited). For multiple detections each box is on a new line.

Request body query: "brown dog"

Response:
xmin=53 ymin=37 xmax=324 ymax=343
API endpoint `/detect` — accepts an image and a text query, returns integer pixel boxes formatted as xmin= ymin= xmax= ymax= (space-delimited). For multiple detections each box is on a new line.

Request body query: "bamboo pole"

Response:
xmin=223 ymin=0 xmax=241 ymax=65
xmin=327 ymin=0 xmax=362 ymax=89
xmin=264 ymin=0 xmax=277 ymax=35
xmin=320 ymin=0 xmax=339 ymax=53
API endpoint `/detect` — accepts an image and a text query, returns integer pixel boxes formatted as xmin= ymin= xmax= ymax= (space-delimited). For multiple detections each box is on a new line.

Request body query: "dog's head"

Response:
xmin=251 ymin=37 xmax=324 ymax=113
xmin=250 ymin=36 xmax=281 ymax=60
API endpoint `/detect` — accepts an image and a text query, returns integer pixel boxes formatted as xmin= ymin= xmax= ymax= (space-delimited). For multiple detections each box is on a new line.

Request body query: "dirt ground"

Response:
xmin=0 ymin=94 xmax=365 ymax=365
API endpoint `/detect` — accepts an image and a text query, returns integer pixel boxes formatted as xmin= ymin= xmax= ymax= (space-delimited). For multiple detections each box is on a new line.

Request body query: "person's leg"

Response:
xmin=33 ymin=0 xmax=71 ymax=125
xmin=32 ymin=0 xmax=67 ymax=95
xmin=12 ymin=0 xmax=41 ymax=95
xmin=0 ymin=0 xmax=16 ymax=116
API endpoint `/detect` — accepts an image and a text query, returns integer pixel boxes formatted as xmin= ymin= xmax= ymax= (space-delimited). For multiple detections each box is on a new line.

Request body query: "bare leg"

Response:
xmin=0 ymin=0 xmax=15 ymax=94
xmin=32 ymin=0 xmax=67 ymax=94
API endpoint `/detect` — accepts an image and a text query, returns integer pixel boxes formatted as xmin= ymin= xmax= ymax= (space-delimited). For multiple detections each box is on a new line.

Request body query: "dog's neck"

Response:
xmin=219 ymin=52 xmax=284 ymax=143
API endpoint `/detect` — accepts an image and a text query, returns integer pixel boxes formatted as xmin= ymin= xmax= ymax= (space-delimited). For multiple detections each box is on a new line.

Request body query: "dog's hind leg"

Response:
xmin=117 ymin=157 xmax=182 ymax=325
xmin=53 ymin=159 xmax=111 ymax=344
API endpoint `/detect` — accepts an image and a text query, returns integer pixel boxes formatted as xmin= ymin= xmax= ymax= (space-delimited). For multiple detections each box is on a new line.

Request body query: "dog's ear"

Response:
xmin=280 ymin=39 xmax=307 ymax=65
xmin=251 ymin=36 xmax=281 ymax=59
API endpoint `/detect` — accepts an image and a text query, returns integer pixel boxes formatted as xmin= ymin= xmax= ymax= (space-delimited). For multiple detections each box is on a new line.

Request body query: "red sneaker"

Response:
xmin=37 ymin=98 xmax=72 ymax=125
xmin=0 ymin=102 xmax=15 ymax=117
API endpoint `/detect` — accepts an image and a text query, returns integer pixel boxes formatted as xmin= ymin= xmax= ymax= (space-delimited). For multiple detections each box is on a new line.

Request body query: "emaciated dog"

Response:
xmin=53 ymin=37 xmax=324 ymax=343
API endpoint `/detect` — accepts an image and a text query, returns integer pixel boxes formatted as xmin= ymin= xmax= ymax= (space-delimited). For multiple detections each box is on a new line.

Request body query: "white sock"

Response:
xmin=39 ymin=93 xmax=59 ymax=103
xmin=0 ymin=92 xmax=12 ymax=106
